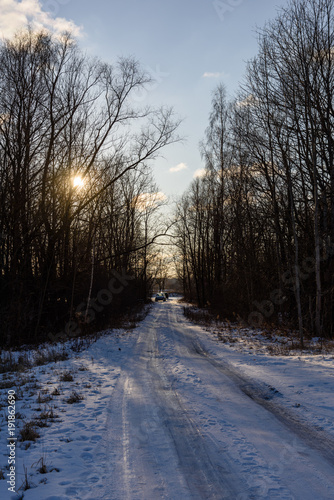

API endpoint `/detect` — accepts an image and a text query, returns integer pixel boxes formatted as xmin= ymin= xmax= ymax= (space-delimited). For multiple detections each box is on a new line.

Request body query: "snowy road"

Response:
xmin=2 ymin=299 xmax=334 ymax=499
xmin=87 ymin=300 xmax=334 ymax=500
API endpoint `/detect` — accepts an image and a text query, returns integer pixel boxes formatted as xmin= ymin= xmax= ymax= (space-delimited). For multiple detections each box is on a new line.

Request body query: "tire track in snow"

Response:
xmin=163 ymin=302 xmax=334 ymax=499
xmin=98 ymin=305 xmax=246 ymax=499
xmin=161 ymin=307 xmax=297 ymax=499
xmin=87 ymin=301 xmax=334 ymax=499
xmin=172 ymin=305 xmax=334 ymax=467
xmin=145 ymin=319 xmax=245 ymax=499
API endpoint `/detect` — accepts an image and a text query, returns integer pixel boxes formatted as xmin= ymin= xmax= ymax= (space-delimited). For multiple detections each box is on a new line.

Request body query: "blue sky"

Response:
xmin=1 ymin=0 xmax=290 ymax=198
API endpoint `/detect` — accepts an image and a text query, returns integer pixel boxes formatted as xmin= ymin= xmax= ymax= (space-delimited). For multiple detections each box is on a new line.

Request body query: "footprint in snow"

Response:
xmin=90 ymin=435 xmax=102 ymax=442
xmin=81 ymin=452 xmax=93 ymax=462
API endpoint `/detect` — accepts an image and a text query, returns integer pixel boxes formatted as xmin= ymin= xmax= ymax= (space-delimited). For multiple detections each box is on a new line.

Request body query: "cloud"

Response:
xmin=202 ymin=71 xmax=230 ymax=79
xmin=203 ymin=72 xmax=220 ymax=78
xmin=169 ymin=162 xmax=188 ymax=173
xmin=0 ymin=0 xmax=82 ymax=39
xmin=236 ymin=94 xmax=258 ymax=108
xmin=132 ymin=191 xmax=167 ymax=211
xmin=193 ymin=168 xmax=206 ymax=179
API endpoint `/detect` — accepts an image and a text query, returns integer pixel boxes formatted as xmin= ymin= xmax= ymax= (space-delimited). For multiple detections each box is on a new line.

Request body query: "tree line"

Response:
xmin=174 ymin=0 xmax=334 ymax=343
xmin=0 ymin=29 xmax=179 ymax=346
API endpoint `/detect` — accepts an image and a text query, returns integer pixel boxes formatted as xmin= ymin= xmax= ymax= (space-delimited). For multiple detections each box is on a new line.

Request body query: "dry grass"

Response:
xmin=37 ymin=457 xmax=48 ymax=474
xmin=33 ymin=456 xmax=60 ymax=475
xmin=0 ymin=346 xmax=69 ymax=375
xmin=183 ymin=306 xmax=213 ymax=325
xmin=78 ymin=365 xmax=89 ymax=372
xmin=34 ymin=347 xmax=69 ymax=366
xmin=37 ymin=390 xmax=53 ymax=404
xmin=33 ymin=406 xmax=58 ymax=428
xmin=0 ymin=379 xmax=16 ymax=389
xmin=65 ymin=391 xmax=84 ymax=404
xmin=183 ymin=305 xmax=334 ymax=356
xmin=59 ymin=370 xmax=74 ymax=382
xmin=19 ymin=465 xmax=33 ymax=493
xmin=19 ymin=422 xmax=40 ymax=442
xmin=0 ymin=352 xmax=32 ymax=373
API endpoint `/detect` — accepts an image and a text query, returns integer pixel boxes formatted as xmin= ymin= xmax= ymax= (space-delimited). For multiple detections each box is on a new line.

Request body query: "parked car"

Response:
xmin=155 ymin=293 xmax=166 ymax=302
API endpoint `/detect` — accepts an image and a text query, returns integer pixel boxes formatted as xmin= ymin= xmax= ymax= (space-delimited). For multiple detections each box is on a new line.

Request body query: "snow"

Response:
xmin=0 ymin=299 xmax=334 ymax=499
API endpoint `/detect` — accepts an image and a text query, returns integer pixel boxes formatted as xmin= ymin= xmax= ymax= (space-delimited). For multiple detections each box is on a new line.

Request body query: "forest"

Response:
xmin=174 ymin=0 xmax=334 ymax=345
xmin=0 ymin=29 xmax=179 ymax=346
xmin=2 ymin=0 xmax=334 ymax=347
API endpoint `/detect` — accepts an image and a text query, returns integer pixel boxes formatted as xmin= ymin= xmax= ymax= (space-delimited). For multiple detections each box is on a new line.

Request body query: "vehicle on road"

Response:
xmin=155 ymin=293 xmax=166 ymax=302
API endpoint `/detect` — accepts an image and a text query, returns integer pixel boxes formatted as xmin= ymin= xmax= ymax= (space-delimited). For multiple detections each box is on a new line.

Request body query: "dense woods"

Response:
xmin=175 ymin=0 xmax=334 ymax=343
xmin=3 ymin=0 xmax=334 ymax=348
xmin=0 ymin=29 xmax=179 ymax=346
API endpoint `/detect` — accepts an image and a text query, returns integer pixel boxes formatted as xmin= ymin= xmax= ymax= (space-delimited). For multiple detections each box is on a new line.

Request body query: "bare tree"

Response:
xmin=175 ymin=0 xmax=334 ymax=340
xmin=0 ymin=28 xmax=180 ymax=345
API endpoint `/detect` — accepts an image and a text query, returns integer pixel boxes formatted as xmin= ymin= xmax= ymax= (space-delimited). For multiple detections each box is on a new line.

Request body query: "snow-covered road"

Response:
xmin=88 ymin=300 xmax=334 ymax=500
xmin=1 ymin=299 xmax=334 ymax=500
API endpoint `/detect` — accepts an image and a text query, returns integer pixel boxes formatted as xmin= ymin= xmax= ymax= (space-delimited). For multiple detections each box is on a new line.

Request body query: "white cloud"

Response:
xmin=236 ymin=94 xmax=258 ymax=108
xmin=169 ymin=162 xmax=188 ymax=173
xmin=133 ymin=191 xmax=167 ymax=211
xmin=202 ymin=71 xmax=230 ymax=79
xmin=203 ymin=72 xmax=220 ymax=78
xmin=0 ymin=0 xmax=82 ymax=39
xmin=193 ymin=168 xmax=206 ymax=179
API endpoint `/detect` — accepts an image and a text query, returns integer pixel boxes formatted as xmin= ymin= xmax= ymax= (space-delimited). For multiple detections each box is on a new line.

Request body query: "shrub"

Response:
xmin=19 ymin=422 xmax=40 ymax=442
xmin=65 ymin=391 xmax=84 ymax=404
xmin=37 ymin=391 xmax=53 ymax=404
xmin=60 ymin=371 xmax=74 ymax=382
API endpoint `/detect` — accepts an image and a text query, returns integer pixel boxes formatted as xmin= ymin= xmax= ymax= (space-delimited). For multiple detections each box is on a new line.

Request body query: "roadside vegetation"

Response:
xmin=183 ymin=305 xmax=334 ymax=356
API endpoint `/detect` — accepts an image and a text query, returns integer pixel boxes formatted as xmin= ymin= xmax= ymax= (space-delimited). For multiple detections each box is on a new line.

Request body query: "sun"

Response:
xmin=73 ymin=175 xmax=85 ymax=189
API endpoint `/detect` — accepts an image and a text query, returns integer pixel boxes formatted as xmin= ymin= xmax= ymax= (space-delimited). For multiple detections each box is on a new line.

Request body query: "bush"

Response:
xmin=19 ymin=422 xmax=40 ymax=442
xmin=59 ymin=371 xmax=74 ymax=382
xmin=65 ymin=391 xmax=84 ymax=404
